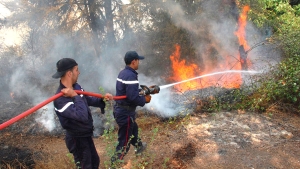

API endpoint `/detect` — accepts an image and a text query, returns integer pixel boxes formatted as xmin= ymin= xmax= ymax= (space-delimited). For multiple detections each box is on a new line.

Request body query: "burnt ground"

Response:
xmin=1 ymin=107 xmax=300 ymax=169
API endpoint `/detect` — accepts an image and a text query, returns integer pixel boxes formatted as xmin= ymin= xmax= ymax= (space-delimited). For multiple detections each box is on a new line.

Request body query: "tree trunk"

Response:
xmin=87 ymin=0 xmax=102 ymax=58
xmin=104 ymin=0 xmax=116 ymax=48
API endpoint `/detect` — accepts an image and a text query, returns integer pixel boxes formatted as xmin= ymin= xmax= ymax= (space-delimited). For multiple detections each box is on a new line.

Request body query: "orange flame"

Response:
xmin=169 ymin=5 xmax=251 ymax=92
xmin=235 ymin=5 xmax=252 ymax=70
xmin=169 ymin=44 xmax=201 ymax=92
xmin=169 ymin=45 xmax=242 ymax=92
xmin=235 ymin=5 xmax=250 ymax=50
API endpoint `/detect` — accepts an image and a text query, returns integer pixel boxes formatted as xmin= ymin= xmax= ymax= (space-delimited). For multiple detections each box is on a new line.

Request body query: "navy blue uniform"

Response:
xmin=113 ymin=66 xmax=146 ymax=159
xmin=54 ymin=81 xmax=105 ymax=169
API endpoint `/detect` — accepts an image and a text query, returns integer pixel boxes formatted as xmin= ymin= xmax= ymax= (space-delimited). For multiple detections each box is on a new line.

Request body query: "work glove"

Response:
xmin=145 ymin=95 xmax=151 ymax=103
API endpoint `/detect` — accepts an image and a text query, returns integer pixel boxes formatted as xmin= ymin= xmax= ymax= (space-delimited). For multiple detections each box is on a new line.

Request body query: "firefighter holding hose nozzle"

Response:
xmin=52 ymin=58 xmax=113 ymax=169
xmin=110 ymin=51 xmax=160 ymax=168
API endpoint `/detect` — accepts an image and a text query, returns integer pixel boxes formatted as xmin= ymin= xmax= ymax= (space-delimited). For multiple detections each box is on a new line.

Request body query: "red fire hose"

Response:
xmin=0 ymin=90 xmax=126 ymax=130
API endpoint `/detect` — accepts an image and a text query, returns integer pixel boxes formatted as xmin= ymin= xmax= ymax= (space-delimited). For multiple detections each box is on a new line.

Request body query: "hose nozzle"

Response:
xmin=140 ymin=85 xmax=160 ymax=95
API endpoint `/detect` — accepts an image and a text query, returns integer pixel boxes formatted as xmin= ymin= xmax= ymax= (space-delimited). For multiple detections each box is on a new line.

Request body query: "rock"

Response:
xmin=280 ymin=130 xmax=293 ymax=139
xmin=229 ymin=142 xmax=240 ymax=148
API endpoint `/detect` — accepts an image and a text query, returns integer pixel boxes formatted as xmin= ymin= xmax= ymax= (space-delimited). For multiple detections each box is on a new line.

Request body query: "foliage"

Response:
xmin=199 ymin=87 xmax=255 ymax=112
xmin=4 ymin=0 xmax=126 ymax=58
xmin=249 ymin=0 xmax=300 ymax=111
xmin=102 ymin=126 xmax=120 ymax=168
xmin=146 ymin=11 xmax=196 ymax=78
xmin=245 ymin=0 xmax=300 ymax=57
xmin=249 ymin=55 xmax=300 ymax=111
xmin=66 ymin=153 xmax=77 ymax=168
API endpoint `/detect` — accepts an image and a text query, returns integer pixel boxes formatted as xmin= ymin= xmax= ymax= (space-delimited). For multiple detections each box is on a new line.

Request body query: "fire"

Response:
xmin=235 ymin=5 xmax=250 ymax=50
xmin=169 ymin=44 xmax=201 ymax=92
xmin=235 ymin=5 xmax=252 ymax=70
xmin=169 ymin=5 xmax=251 ymax=93
xmin=169 ymin=45 xmax=242 ymax=92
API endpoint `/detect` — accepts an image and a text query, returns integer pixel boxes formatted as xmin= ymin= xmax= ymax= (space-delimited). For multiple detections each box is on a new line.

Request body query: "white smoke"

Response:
xmin=137 ymin=73 xmax=182 ymax=117
xmin=35 ymin=105 xmax=56 ymax=131
xmin=143 ymin=88 xmax=185 ymax=118
xmin=9 ymin=65 xmax=57 ymax=131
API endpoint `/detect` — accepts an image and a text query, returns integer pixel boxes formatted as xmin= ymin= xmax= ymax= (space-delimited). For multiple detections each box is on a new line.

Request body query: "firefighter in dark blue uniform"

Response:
xmin=111 ymin=51 xmax=151 ymax=167
xmin=52 ymin=58 xmax=113 ymax=169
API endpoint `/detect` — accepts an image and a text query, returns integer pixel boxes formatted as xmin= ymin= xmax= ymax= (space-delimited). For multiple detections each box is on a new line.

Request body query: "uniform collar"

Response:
xmin=59 ymin=80 xmax=66 ymax=89
xmin=59 ymin=80 xmax=79 ymax=89
xmin=125 ymin=65 xmax=138 ymax=75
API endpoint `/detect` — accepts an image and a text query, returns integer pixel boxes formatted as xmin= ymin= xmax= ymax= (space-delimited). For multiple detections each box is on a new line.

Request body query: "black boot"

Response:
xmin=135 ymin=142 xmax=147 ymax=155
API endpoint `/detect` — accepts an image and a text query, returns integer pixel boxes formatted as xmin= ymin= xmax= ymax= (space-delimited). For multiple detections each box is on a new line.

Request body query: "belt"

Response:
xmin=115 ymin=103 xmax=136 ymax=112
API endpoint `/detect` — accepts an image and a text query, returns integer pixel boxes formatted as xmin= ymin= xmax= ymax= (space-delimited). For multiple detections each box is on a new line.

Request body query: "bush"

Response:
xmin=248 ymin=55 xmax=300 ymax=111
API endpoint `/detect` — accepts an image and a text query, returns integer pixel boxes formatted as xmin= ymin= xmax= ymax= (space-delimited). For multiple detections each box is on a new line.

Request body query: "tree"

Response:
xmin=118 ymin=0 xmax=199 ymax=78
xmin=242 ymin=0 xmax=300 ymax=57
xmin=6 ymin=0 xmax=124 ymax=58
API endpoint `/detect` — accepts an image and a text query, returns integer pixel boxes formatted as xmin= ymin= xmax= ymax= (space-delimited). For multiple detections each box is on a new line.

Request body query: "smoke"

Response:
xmin=161 ymin=0 xmax=280 ymax=72
xmin=7 ymin=55 xmax=58 ymax=132
xmin=0 ymin=0 xmax=282 ymax=134
xmin=139 ymin=0 xmax=281 ymax=117
xmin=144 ymin=88 xmax=185 ymax=118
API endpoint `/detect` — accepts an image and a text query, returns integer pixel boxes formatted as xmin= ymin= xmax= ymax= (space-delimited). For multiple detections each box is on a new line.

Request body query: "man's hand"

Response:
xmin=145 ymin=95 xmax=151 ymax=103
xmin=104 ymin=93 xmax=113 ymax=101
xmin=61 ymin=88 xmax=78 ymax=97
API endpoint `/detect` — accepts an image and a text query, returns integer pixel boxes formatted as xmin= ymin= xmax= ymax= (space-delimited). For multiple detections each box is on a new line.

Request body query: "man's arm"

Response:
xmin=125 ymin=74 xmax=146 ymax=106
xmin=85 ymin=93 xmax=113 ymax=114
xmin=86 ymin=96 xmax=105 ymax=108
xmin=54 ymin=96 xmax=90 ymax=123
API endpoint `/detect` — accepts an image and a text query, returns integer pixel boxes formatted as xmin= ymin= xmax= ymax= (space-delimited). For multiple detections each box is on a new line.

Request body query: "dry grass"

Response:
xmin=33 ymin=153 xmax=76 ymax=169
xmin=1 ymin=111 xmax=300 ymax=169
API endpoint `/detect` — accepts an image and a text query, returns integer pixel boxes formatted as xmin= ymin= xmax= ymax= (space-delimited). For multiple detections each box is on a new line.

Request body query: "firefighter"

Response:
xmin=52 ymin=58 xmax=113 ymax=169
xmin=111 ymin=51 xmax=151 ymax=167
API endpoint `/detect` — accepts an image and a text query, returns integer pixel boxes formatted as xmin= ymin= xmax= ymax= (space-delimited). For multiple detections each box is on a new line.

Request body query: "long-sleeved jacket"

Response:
xmin=53 ymin=81 xmax=106 ymax=137
xmin=114 ymin=66 xmax=146 ymax=117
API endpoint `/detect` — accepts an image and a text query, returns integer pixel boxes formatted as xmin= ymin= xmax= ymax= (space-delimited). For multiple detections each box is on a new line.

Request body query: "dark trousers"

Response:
xmin=65 ymin=135 xmax=100 ymax=169
xmin=114 ymin=114 xmax=142 ymax=160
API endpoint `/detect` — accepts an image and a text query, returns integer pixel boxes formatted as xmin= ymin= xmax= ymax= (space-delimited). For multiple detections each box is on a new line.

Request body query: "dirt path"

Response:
xmin=173 ymin=111 xmax=300 ymax=169
xmin=1 ymin=111 xmax=300 ymax=169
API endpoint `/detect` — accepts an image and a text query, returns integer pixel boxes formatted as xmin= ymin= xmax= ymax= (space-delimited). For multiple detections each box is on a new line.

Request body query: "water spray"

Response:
xmin=159 ymin=70 xmax=260 ymax=89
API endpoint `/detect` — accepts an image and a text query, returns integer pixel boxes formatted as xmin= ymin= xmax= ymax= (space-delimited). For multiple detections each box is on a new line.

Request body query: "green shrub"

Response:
xmin=249 ymin=55 xmax=300 ymax=111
